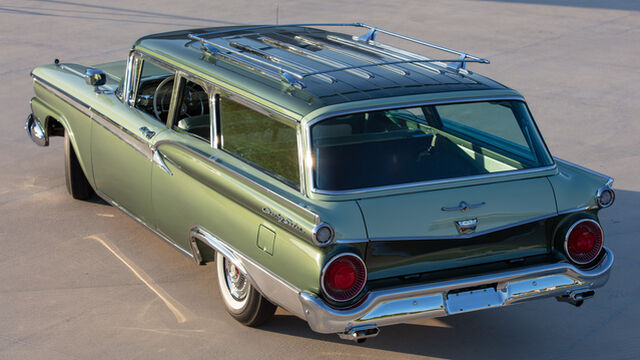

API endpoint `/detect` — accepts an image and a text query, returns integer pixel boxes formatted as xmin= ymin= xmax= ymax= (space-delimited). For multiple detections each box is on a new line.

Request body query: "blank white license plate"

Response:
xmin=446 ymin=287 xmax=504 ymax=314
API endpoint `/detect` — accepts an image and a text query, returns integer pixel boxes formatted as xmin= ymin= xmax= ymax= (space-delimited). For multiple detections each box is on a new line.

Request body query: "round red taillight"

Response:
xmin=565 ymin=219 xmax=603 ymax=264
xmin=321 ymin=254 xmax=367 ymax=302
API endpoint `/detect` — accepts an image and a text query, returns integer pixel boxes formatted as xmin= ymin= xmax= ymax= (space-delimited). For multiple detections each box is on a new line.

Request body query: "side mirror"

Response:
xmin=84 ymin=68 xmax=107 ymax=87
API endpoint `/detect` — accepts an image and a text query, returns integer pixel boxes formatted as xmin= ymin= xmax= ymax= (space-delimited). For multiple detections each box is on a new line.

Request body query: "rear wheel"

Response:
xmin=215 ymin=252 xmax=276 ymax=326
xmin=64 ymin=130 xmax=92 ymax=200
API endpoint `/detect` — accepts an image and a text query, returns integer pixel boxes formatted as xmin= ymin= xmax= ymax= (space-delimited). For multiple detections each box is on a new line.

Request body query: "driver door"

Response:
xmin=91 ymin=55 xmax=176 ymax=225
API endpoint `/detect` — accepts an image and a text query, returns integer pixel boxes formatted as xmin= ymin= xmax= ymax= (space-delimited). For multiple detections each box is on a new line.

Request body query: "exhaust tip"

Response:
xmin=338 ymin=325 xmax=380 ymax=343
xmin=556 ymin=290 xmax=595 ymax=307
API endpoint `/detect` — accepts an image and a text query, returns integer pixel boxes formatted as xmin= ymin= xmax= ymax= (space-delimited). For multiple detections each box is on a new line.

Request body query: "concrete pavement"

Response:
xmin=1 ymin=1 xmax=639 ymax=359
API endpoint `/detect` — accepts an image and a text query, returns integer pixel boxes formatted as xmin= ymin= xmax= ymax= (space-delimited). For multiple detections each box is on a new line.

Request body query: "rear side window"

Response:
xmin=220 ymin=98 xmax=300 ymax=187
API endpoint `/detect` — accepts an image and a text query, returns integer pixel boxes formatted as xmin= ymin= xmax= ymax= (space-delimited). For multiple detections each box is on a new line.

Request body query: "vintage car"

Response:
xmin=26 ymin=23 xmax=614 ymax=342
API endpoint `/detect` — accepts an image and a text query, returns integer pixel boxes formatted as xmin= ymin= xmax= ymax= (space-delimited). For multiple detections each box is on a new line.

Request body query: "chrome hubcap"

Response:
xmin=224 ymin=259 xmax=248 ymax=301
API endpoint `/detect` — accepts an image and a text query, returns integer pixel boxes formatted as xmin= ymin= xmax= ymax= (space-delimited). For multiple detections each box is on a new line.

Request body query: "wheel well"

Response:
xmin=46 ymin=116 xmax=65 ymax=137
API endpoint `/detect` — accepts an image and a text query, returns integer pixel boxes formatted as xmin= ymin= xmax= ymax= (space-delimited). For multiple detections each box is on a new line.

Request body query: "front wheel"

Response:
xmin=216 ymin=252 xmax=277 ymax=326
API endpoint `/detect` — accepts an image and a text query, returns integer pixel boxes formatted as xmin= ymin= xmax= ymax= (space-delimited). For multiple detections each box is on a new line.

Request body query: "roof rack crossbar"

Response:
xmin=325 ymin=35 xmax=444 ymax=75
xmin=293 ymin=35 xmax=409 ymax=76
xmin=189 ymin=34 xmax=309 ymax=87
xmin=189 ymin=23 xmax=490 ymax=87
xmin=259 ymin=36 xmax=374 ymax=79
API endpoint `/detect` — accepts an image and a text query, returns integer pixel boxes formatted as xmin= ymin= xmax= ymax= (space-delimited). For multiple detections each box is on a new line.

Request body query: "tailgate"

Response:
xmin=358 ymin=177 xmax=557 ymax=280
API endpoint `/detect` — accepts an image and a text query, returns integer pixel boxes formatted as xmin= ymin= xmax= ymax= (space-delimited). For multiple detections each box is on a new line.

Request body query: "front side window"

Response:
xmin=311 ymin=100 xmax=553 ymax=191
xmin=134 ymin=60 xmax=175 ymax=123
xmin=220 ymin=98 xmax=300 ymax=187
xmin=172 ymin=79 xmax=211 ymax=142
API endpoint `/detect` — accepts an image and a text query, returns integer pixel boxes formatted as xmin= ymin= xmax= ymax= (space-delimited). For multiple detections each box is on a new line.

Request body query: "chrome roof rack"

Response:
xmin=187 ymin=23 xmax=490 ymax=88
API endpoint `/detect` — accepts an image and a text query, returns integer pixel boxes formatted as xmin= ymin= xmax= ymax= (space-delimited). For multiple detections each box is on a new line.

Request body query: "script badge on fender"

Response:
xmin=456 ymin=218 xmax=478 ymax=235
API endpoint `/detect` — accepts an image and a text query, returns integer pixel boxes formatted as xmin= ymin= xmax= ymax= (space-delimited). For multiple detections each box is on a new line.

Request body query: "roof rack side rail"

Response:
xmin=353 ymin=23 xmax=490 ymax=70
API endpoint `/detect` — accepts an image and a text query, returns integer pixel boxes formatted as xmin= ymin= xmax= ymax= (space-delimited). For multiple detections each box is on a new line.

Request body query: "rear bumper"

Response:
xmin=299 ymin=247 xmax=613 ymax=334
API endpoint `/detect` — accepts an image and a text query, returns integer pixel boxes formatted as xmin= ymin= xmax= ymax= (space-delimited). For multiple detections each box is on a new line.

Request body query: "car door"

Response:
xmin=91 ymin=55 xmax=177 ymax=225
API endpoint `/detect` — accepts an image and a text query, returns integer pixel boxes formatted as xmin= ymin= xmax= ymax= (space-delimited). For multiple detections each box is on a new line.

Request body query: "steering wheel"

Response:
xmin=179 ymin=82 xmax=206 ymax=118
xmin=153 ymin=76 xmax=174 ymax=122
xmin=153 ymin=77 xmax=206 ymax=122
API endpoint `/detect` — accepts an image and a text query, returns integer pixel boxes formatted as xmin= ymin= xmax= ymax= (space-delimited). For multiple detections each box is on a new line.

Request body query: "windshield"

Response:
xmin=310 ymin=100 xmax=553 ymax=191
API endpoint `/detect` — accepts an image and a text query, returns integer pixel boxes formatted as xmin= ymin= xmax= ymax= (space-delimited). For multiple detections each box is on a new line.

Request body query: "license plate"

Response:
xmin=446 ymin=287 xmax=504 ymax=314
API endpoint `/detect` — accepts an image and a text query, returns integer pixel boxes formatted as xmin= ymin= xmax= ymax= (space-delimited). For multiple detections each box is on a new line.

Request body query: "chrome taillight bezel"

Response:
xmin=564 ymin=219 xmax=604 ymax=265
xmin=320 ymin=253 xmax=367 ymax=302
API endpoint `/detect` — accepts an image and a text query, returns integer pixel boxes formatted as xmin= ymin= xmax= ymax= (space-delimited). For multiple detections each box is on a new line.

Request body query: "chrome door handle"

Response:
xmin=441 ymin=201 xmax=485 ymax=212
xmin=139 ymin=126 xmax=156 ymax=139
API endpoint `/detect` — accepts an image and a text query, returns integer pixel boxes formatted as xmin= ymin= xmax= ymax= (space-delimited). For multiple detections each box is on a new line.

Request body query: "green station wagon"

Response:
xmin=26 ymin=23 xmax=614 ymax=342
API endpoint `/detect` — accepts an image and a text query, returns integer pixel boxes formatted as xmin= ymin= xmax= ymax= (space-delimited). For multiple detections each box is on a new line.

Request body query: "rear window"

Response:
xmin=310 ymin=100 xmax=552 ymax=191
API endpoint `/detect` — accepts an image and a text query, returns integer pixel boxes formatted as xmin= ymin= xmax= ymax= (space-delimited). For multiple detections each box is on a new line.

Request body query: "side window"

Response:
xmin=172 ymin=80 xmax=211 ymax=142
xmin=220 ymin=98 xmax=299 ymax=186
xmin=135 ymin=60 xmax=175 ymax=124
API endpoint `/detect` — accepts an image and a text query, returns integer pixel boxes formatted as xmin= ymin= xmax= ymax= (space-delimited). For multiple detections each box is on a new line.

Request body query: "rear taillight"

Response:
xmin=321 ymin=253 xmax=366 ymax=302
xmin=564 ymin=219 xmax=603 ymax=264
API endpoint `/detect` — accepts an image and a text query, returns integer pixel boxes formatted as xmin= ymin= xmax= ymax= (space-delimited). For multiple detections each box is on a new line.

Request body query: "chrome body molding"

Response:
xmin=441 ymin=201 xmax=486 ymax=212
xmin=153 ymin=140 xmax=321 ymax=226
xmin=32 ymin=75 xmax=154 ymax=160
xmin=369 ymin=212 xmax=557 ymax=242
xmin=26 ymin=113 xmax=48 ymax=146
xmin=299 ymin=247 xmax=613 ymax=334
xmin=554 ymin=157 xmax=611 ymax=180
xmin=189 ymin=226 xmax=306 ymax=318
xmin=152 ymin=149 xmax=173 ymax=176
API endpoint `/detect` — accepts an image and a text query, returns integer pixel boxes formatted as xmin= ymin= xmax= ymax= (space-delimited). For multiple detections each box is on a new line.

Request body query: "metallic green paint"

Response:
xmin=26 ymin=31 xmax=613 ymax=305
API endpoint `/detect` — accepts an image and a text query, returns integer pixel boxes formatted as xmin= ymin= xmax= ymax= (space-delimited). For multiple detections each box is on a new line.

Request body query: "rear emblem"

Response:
xmin=456 ymin=218 xmax=478 ymax=235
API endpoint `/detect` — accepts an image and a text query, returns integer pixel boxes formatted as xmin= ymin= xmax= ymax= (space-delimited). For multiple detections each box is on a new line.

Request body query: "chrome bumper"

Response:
xmin=299 ymin=247 xmax=613 ymax=334
xmin=26 ymin=113 xmax=48 ymax=146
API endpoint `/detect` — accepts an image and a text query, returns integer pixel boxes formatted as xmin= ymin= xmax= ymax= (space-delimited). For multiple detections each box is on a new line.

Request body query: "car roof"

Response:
xmin=134 ymin=24 xmax=508 ymax=119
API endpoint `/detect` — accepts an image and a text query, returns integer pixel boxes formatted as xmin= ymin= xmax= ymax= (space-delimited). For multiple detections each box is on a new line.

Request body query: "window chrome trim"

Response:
xmin=134 ymin=48 xmax=305 ymax=194
xmin=314 ymin=165 xmax=557 ymax=196
xmin=303 ymin=95 xmax=559 ymax=196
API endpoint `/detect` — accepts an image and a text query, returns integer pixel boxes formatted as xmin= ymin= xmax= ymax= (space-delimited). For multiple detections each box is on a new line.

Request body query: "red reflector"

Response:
xmin=322 ymin=254 xmax=366 ymax=302
xmin=565 ymin=220 xmax=603 ymax=264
